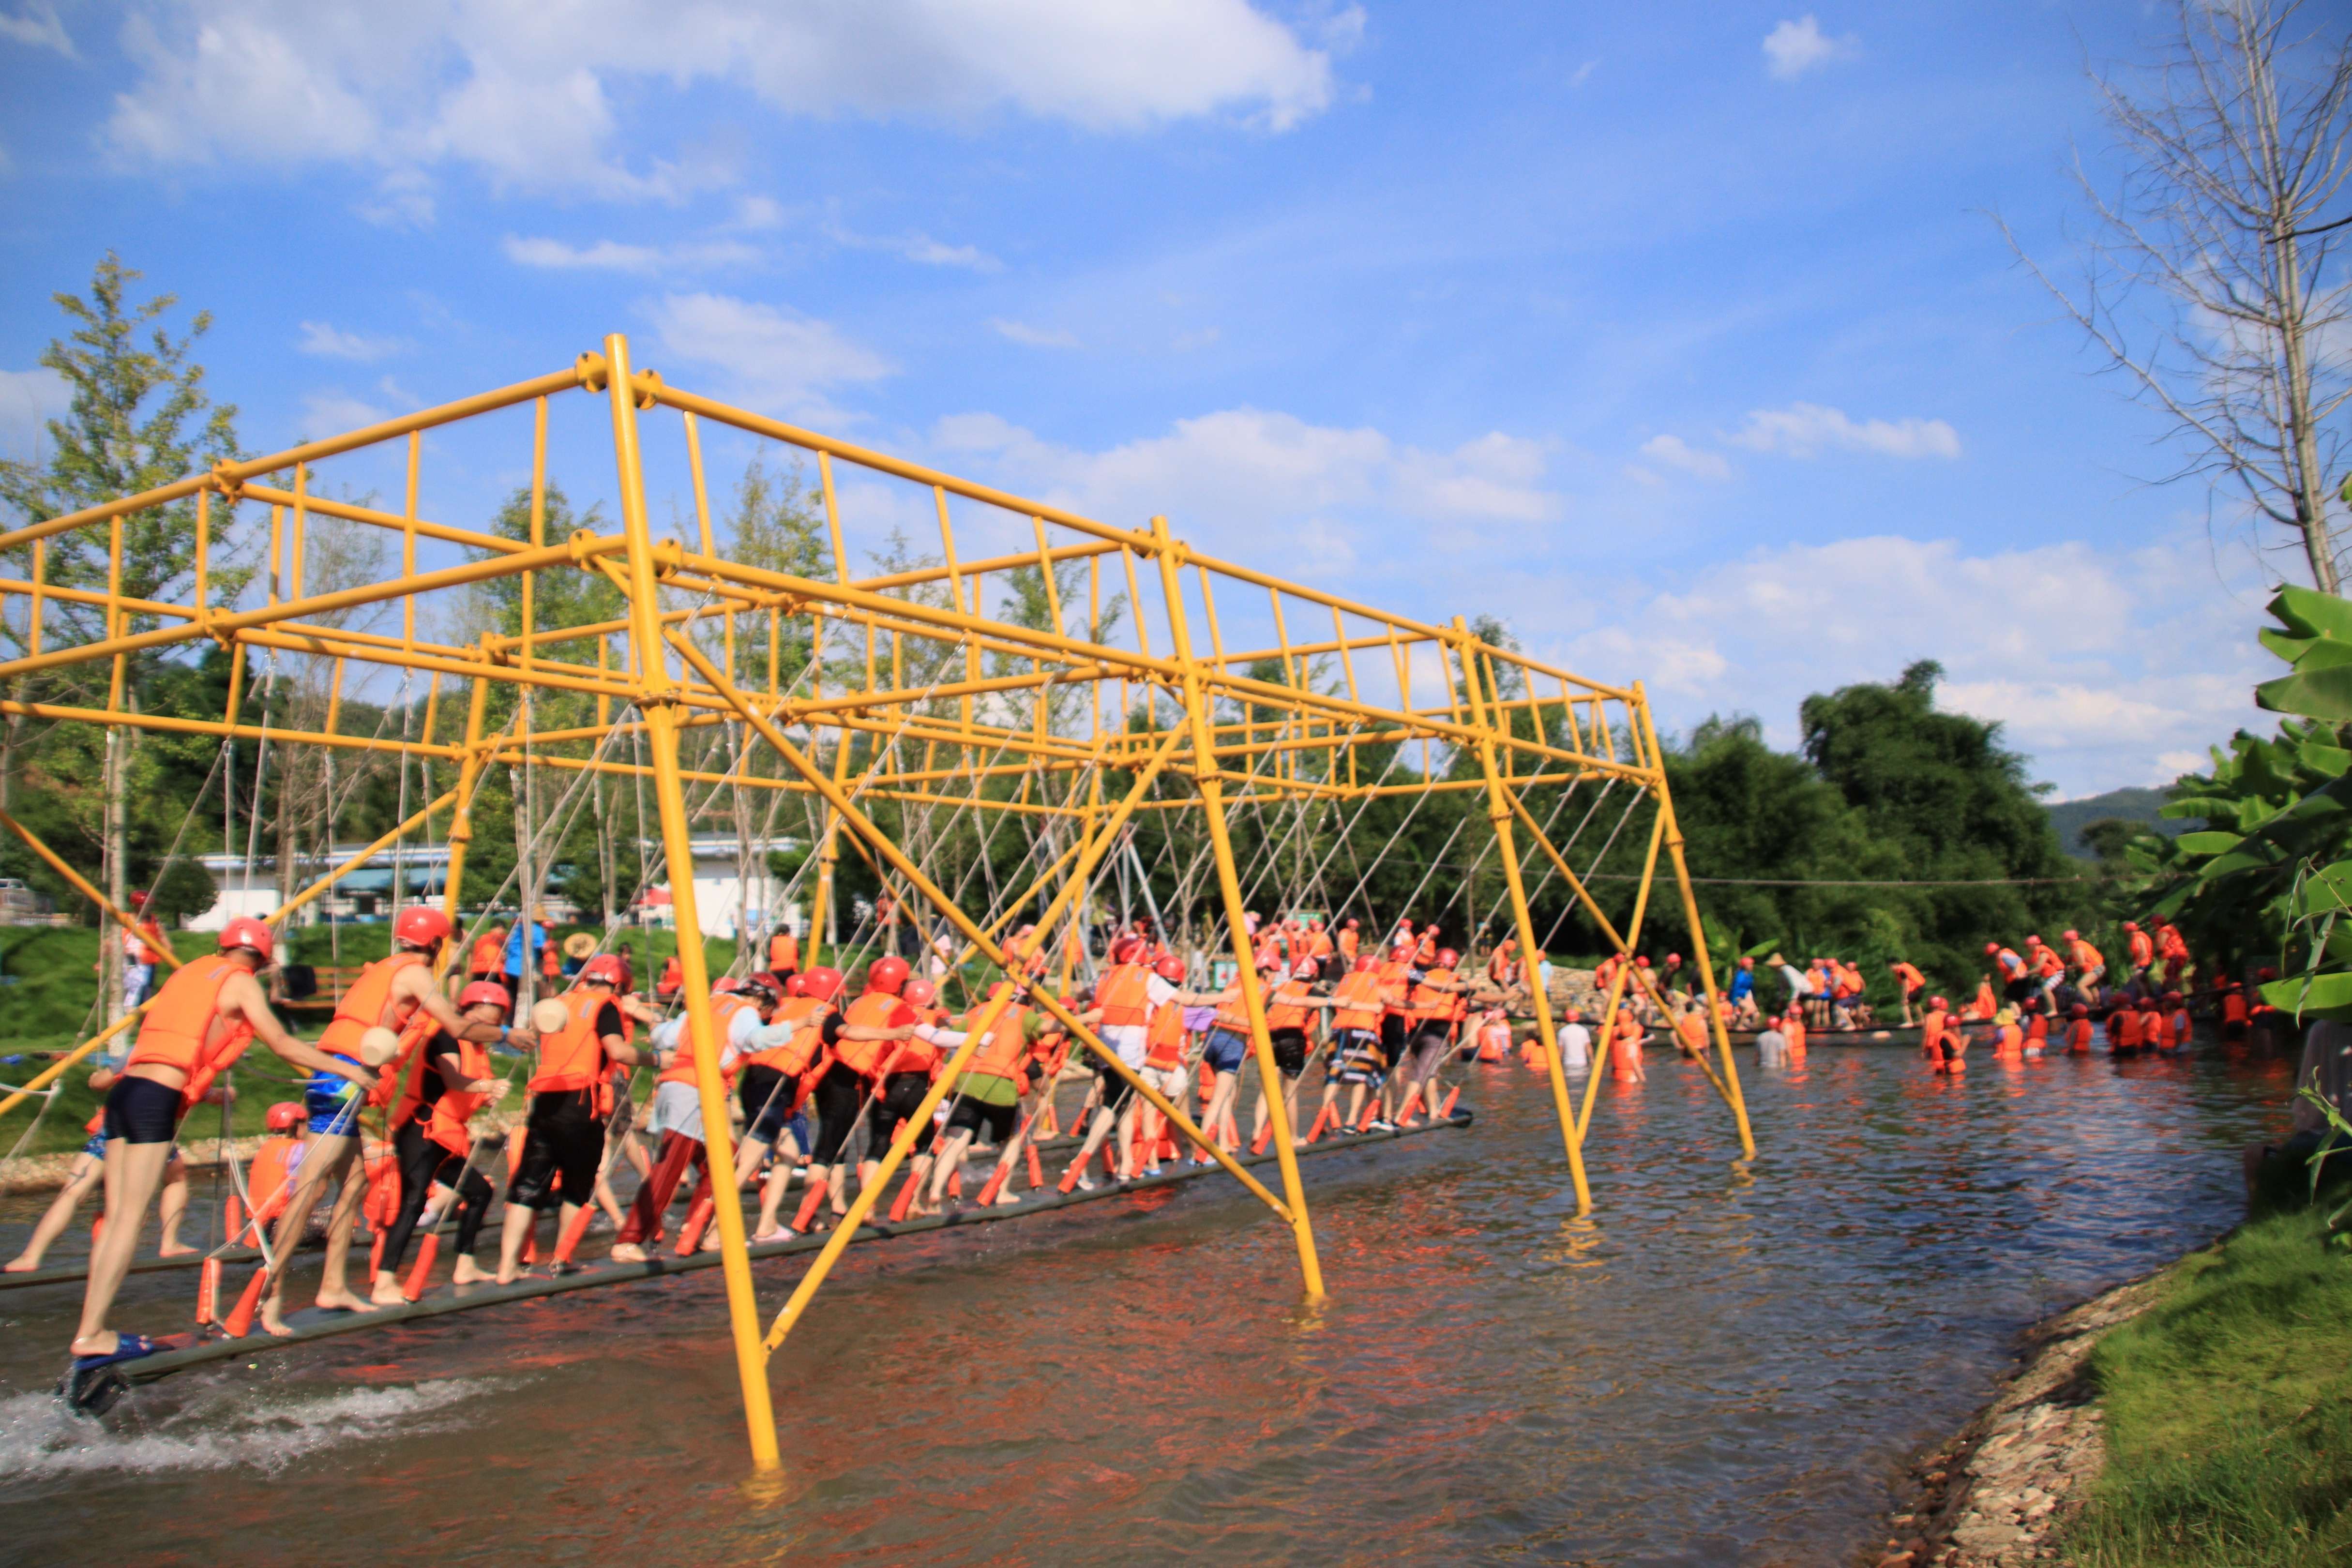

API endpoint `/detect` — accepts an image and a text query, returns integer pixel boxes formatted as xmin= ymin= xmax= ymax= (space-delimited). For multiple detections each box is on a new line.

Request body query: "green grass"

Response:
xmin=0 ymin=927 xmax=112 ymax=1040
xmin=2067 ymin=1207 xmax=2352 ymax=1566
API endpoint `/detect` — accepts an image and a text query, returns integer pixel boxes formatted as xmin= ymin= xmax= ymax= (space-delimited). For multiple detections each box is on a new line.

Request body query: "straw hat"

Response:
xmin=562 ymin=932 xmax=599 ymax=960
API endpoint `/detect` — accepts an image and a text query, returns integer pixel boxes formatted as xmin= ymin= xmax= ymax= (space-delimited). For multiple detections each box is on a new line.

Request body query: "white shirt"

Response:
xmin=1558 ymin=1022 xmax=1591 ymax=1067
xmin=653 ymin=1011 xmax=752 ymax=1073
xmin=1756 ymin=1027 xmax=1788 ymax=1066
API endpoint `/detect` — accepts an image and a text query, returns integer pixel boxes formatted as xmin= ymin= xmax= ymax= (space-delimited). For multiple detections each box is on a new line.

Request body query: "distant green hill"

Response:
xmin=2046 ymin=786 xmax=2193 ymax=859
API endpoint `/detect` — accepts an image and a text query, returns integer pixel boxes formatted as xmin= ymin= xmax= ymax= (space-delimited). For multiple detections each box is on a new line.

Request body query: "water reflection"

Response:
xmin=0 ymin=1036 xmax=2295 ymax=1566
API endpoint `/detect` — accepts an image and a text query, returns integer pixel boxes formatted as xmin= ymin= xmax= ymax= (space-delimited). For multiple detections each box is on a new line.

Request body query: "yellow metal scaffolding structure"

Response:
xmin=0 ymin=334 xmax=1754 ymax=1473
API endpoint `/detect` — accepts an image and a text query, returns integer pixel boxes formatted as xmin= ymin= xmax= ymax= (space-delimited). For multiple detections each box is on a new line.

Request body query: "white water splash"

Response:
xmin=0 ymin=1375 xmax=504 ymax=1482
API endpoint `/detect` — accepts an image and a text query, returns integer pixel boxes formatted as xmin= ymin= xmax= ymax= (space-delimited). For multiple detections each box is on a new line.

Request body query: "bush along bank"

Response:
xmin=1874 ymin=1201 xmax=2352 ymax=1568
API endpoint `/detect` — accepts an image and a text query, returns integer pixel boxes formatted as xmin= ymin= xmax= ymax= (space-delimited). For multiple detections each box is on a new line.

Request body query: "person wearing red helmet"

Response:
xmin=2060 ymin=929 xmax=2105 ymax=1008
xmin=1887 ymin=959 xmax=1928 ymax=1025
xmin=1389 ymin=947 xmax=1468 ymax=1129
xmin=1074 ymin=944 xmax=1218 ymax=1182
xmin=1917 ymin=994 xmax=1949 ymax=1067
xmin=729 ymin=965 xmax=848 ymax=1239
xmin=370 ymin=980 xmax=521 ymax=1300
xmin=256 ymin=904 xmax=505 ymax=1334
xmin=1336 ymin=918 xmax=1360 ymax=968
xmin=2155 ymin=921 xmax=2191 ymax=991
xmin=799 ymin=957 xmax=926 ymax=1220
xmin=607 ymin=967 xmax=779 ymax=1263
xmin=2122 ymin=920 xmax=2155 ymax=989
xmin=1313 ymin=952 xmax=1393 ymax=1135
xmin=1485 ymin=935 xmax=1520 ymax=993
xmin=916 ymin=979 xmax=1055 ymax=1208
xmin=1245 ymin=957 xmax=1346 ymax=1148
xmin=495 ymin=953 xmax=649 ymax=1283
xmin=65 ymin=920 xmax=372 ymax=1387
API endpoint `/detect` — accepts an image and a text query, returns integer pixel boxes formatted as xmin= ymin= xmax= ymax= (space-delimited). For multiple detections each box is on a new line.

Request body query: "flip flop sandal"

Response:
xmin=59 ymin=1332 xmax=170 ymax=1417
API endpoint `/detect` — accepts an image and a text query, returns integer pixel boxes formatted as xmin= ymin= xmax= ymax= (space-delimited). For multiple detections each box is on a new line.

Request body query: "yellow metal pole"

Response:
xmin=600 ymin=332 xmax=782 ymax=1475
xmin=1577 ymin=804 xmax=1668 ymax=1139
xmin=265 ymin=789 xmax=460 ymax=932
xmin=440 ymin=673 xmax=494 ymax=931
xmin=1148 ymin=515 xmax=1324 ymax=1299
xmin=0 ymin=1007 xmax=146 ymax=1120
xmin=1451 ymin=619 xmax=1590 ymax=1214
xmin=1633 ymin=688 xmax=1755 ymax=1160
xmin=0 ymin=808 xmax=182 ymax=970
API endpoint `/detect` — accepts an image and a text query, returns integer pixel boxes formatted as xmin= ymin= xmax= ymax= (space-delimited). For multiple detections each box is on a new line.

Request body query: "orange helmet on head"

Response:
xmin=903 ymin=978 xmax=937 ymax=1007
xmin=458 ymin=980 xmax=513 ymax=1013
xmin=1985 ymin=942 xmax=2001 ymax=955
xmin=801 ymin=966 xmax=845 ymax=1001
xmin=579 ymin=954 xmax=626 ymax=987
xmin=1111 ymin=935 xmax=1146 ymax=965
xmin=1666 ymin=951 xmax=1681 ymax=965
xmin=266 ymin=1101 xmax=305 ymax=1132
xmin=784 ymin=972 xmax=809 ymax=996
xmin=1436 ymin=948 xmax=1459 ymax=969
xmin=1344 ymin=918 xmax=1358 ymax=929
xmin=1930 ymin=995 xmax=1947 ymax=1010
xmin=1155 ymin=955 xmax=1187 ymax=981
xmin=2062 ymin=929 xmax=2079 ymax=941
xmin=2123 ymin=920 xmax=2140 ymax=931
xmin=1635 ymin=956 xmax=1650 ymax=967
xmin=1354 ymin=954 xmax=1379 ymax=973
xmin=866 ymin=955 xmax=909 ymax=995
xmin=219 ymin=917 xmax=276 ymax=964
xmin=393 ymin=906 xmax=453 ymax=949
xmin=2071 ymin=1003 xmax=2089 ymax=1018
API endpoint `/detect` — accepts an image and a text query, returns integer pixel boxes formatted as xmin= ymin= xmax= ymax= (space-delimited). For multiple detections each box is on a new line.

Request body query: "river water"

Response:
xmin=0 ymin=1036 xmax=2295 ymax=1566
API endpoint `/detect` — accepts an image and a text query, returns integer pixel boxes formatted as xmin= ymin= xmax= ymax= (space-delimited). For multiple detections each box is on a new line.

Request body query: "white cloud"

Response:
xmin=297 ymin=320 xmax=404 ymax=361
xmin=102 ymin=0 xmax=1343 ymax=198
xmin=1549 ymin=532 xmax=2268 ymax=796
xmin=1638 ymin=433 xmax=1733 ymax=481
xmin=297 ymin=388 xmax=391 ymax=436
xmin=2152 ymin=749 xmax=2211 ymax=784
xmin=1763 ymin=15 xmax=1858 ymax=81
xmin=1727 ymin=401 xmax=1959 ymax=460
xmin=646 ymin=293 xmax=893 ymax=419
xmin=824 ymin=217 xmax=999 ymax=271
xmin=991 ymin=318 xmax=1082 ymax=349
xmin=501 ymin=235 xmax=760 ymax=273
xmin=356 ymin=168 xmax=435 ymax=227
xmin=0 ymin=367 xmax=70 ymax=459
xmin=0 ymin=1 xmax=73 ymax=55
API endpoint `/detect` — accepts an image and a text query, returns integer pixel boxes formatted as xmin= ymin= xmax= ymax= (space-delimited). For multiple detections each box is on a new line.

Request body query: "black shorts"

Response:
xmin=810 ymin=1068 xmax=865 ymax=1165
xmin=1093 ymin=1056 xmax=1137 ymax=1115
xmin=869 ymin=1071 xmax=937 ymax=1155
xmin=507 ymin=1089 xmax=605 ymax=1209
xmin=1379 ymin=1013 xmax=1407 ymax=1059
xmin=102 ymin=1074 xmax=185 ymax=1145
xmin=945 ymin=1095 xmax=1018 ymax=1144
xmin=1269 ymin=1027 xmax=1310 ymax=1079
xmin=737 ymin=1064 xmax=799 ymax=1144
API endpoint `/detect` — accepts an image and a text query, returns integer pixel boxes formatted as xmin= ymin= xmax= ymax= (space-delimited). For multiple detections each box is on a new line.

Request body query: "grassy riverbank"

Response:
xmin=2068 ymin=1206 xmax=2352 ymax=1565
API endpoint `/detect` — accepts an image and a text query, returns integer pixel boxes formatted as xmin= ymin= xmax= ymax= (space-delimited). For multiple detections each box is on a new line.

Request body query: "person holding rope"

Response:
xmin=733 ymin=968 xmax=842 ymax=1241
xmin=64 ymin=920 xmax=371 ymax=1389
xmin=919 ymin=979 xmax=1045 ymax=1207
xmin=495 ymin=955 xmax=647 ymax=1284
xmin=1390 ymin=948 xmax=1468 ymax=1129
xmin=1247 ymin=957 xmax=1338 ymax=1148
xmin=1075 ymin=937 xmax=1222 ymax=1179
xmin=1316 ymin=952 xmax=1391 ymax=1132
xmin=606 ymin=974 xmax=776 ymax=1263
xmin=368 ymin=980 xmax=527 ymax=1304
xmin=258 ymin=907 xmax=500 ymax=1336
xmin=801 ymin=956 xmax=927 ymax=1223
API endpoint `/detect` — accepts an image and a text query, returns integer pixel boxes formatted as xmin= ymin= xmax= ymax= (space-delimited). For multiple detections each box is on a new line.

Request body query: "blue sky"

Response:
xmin=0 ymin=0 xmax=2305 ymax=796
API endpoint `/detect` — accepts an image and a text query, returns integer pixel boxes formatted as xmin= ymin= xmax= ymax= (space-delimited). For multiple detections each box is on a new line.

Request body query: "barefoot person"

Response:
xmin=496 ymin=956 xmax=647 ymax=1284
xmin=64 ymin=920 xmax=371 ymax=1394
xmin=606 ymin=975 xmax=773 ymax=1263
xmin=258 ymin=907 xmax=502 ymax=1336
xmin=368 ymin=981 xmax=526 ymax=1303
xmin=1888 ymin=959 xmax=1927 ymax=1025
xmin=6 ymin=1066 xmax=205 ymax=1274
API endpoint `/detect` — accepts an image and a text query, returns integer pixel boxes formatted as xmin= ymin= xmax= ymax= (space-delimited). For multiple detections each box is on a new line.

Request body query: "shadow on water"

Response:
xmin=0 ymin=1037 xmax=2295 ymax=1565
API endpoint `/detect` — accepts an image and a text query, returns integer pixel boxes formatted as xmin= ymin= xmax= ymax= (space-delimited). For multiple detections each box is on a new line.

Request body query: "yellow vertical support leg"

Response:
xmin=1151 ymin=516 xmax=1323 ymax=1299
xmin=1452 ymin=619 xmax=1591 ymax=1214
xmin=600 ymin=332 xmax=781 ymax=1475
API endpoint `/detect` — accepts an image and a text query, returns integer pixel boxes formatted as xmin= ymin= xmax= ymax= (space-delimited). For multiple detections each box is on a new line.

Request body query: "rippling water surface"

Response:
xmin=0 ymin=1037 xmax=2295 ymax=1565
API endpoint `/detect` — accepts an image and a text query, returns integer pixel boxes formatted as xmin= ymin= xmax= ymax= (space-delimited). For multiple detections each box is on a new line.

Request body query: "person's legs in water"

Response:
xmin=259 ymin=1132 xmax=364 ymax=1335
xmin=8 ymin=1149 xmax=103 ymax=1272
xmin=70 ymin=1139 xmax=176 ymax=1357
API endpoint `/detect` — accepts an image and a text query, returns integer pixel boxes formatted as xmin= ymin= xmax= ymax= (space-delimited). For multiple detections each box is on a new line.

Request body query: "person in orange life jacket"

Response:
xmin=259 ymin=905 xmax=506 ymax=1336
xmin=2061 ymin=930 xmax=2105 ymax=1007
xmin=655 ymin=953 xmax=683 ymax=1001
xmin=7 ymin=1061 xmax=206 ymax=1274
xmin=801 ymin=957 xmax=929 ymax=1220
xmin=1931 ymin=1005 xmax=1966 ymax=1074
xmin=1887 ymin=959 xmax=1928 ymax=1025
xmin=468 ymin=924 xmax=506 ymax=982
xmin=604 ymin=973 xmax=779 ymax=1263
xmin=918 ymin=980 xmax=1053 ymax=1207
xmin=1608 ymin=1006 xmax=1650 ymax=1082
xmin=1073 ymin=939 xmax=1221 ymax=1181
xmin=2121 ymin=920 xmax=2155 ymax=988
xmin=2022 ymin=1010 xmax=2049 ymax=1058
xmin=65 ymin=920 xmax=369 ymax=1374
xmin=1249 ymin=957 xmax=1354 ymax=1146
xmin=1917 ymin=995 xmax=1949 ymax=1067
xmin=369 ymin=981 xmax=519 ymax=1298
xmin=1388 ymin=948 xmax=1469 ymax=1129
xmin=495 ymin=955 xmax=648 ymax=1284
xmin=2066 ymin=1003 xmax=2095 ymax=1055
xmin=1336 ymin=918 xmax=1361 ymax=967
xmin=1671 ymin=1002 xmax=1710 ymax=1059
xmin=1316 ymin=952 xmax=1394 ymax=1131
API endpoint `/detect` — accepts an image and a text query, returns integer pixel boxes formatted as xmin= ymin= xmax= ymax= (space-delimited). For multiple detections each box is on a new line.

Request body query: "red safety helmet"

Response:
xmin=1293 ymin=958 xmax=1320 ymax=980
xmin=1111 ymin=935 xmax=1146 ymax=965
xmin=219 ymin=917 xmax=276 ymax=964
xmin=1635 ymin=956 xmax=1650 ymax=967
xmin=866 ymin=955 xmax=909 ymax=995
xmin=1354 ymin=954 xmax=1378 ymax=973
xmin=2062 ymin=929 xmax=2079 ymax=941
xmin=579 ymin=954 xmax=626 ymax=987
xmin=712 ymin=977 xmax=745 ymax=995
xmin=1344 ymin=918 xmax=1358 ymax=929
xmin=1666 ymin=951 xmax=1682 ymax=965
xmin=784 ymin=972 xmax=809 ymax=997
xmin=2071 ymin=1003 xmax=2089 ymax=1018
xmin=2122 ymin=920 xmax=2140 ymax=931
xmin=2258 ymin=965 xmax=2278 ymax=980
xmin=903 ymin=978 xmax=938 ymax=1007
xmin=1436 ymin=949 xmax=1459 ymax=969
xmin=2025 ymin=934 xmax=2043 ymax=946
xmin=265 ymin=1101 xmax=305 ymax=1132
xmin=458 ymin=980 xmax=513 ymax=1013
xmin=1155 ymin=955 xmax=1187 ymax=981
xmin=1930 ymin=995 xmax=1948 ymax=1010
xmin=745 ymin=972 xmax=784 ymax=999
xmin=393 ymin=906 xmax=454 ymax=949
xmin=801 ymin=965 xmax=845 ymax=1001
xmin=2164 ymin=990 xmax=2183 ymax=1002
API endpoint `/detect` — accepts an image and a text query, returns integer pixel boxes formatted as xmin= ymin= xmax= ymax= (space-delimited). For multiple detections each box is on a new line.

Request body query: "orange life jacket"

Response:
xmin=2116 ymin=1009 xmax=2144 ymax=1047
xmin=1376 ymin=957 xmax=1411 ymax=1018
xmin=1265 ymin=979 xmax=1314 ymax=1033
xmin=1408 ymin=967 xmax=1459 ymax=1025
xmin=1144 ymin=1001 xmax=1186 ymax=1069
xmin=1095 ymin=963 xmax=1152 ymax=1028
xmin=748 ymin=996 xmax=828 ymax=1076
xmin=659 ymin=994 xmax=751 ymax=1088
xmin=768 ymin=931 xmax=799 ymax=971
xmin=247 ymin=1134 xmax=298 ymax=1215
xmin=963 ymin=1001 xmax=1032 ymax=1080
xmin=1476 ymin=1014 xmax=1512 ymax=1060
xmin=2066 ymin=1020 xmax=2093 ymax=1054
xmin=469 ymin=934 xmax=503 ymax=973
xmin=1921 ymin=1009 xmax=1947 ymax=1056
xmin=529 ymin=987 xmax=617 ymax=1095
xmin=125 ymin=954 xmax=255 ymax=1107
xmin=321 ymin=950 xmax=426 ymax=1058
xmin=1336 ymin=929 xmax=1358 ymax=961
xmin=833 ymin=991 xmax=910 ymax=1078
xmin=1330 ymin=970 xmax=1384 ymax=1033
xmin=423 ymin=1037 xmax=493 ymax=1156
xmin=657 ymin=956 xmax=682 ymax=996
